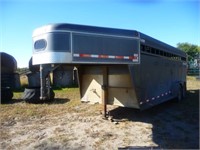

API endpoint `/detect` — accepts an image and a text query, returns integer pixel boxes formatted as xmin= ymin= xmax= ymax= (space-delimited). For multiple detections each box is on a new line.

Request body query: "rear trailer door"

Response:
xmin=72 ymin=32 xmax=140 ymax=64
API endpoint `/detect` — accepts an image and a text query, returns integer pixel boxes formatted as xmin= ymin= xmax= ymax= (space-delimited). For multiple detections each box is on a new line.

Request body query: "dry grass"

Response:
xmin=0 ymin=87 xmax=103 ymax=123
xmin=1 ymin=88 xmax=76 ymax=121
xmin=20 ymin=75 xmax=28 ymax=87
xmin=187 ymin=76 xmax=200 ymax=90
xmin=1 ymin=76 xmax=199 ymax=123
xmin=0 ymin=76 xmax=199 ymax=149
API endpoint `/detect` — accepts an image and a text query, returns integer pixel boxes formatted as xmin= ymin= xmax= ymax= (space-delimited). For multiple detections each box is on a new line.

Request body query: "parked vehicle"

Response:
xmin=32 ymin=23 xmax=187 ymax=114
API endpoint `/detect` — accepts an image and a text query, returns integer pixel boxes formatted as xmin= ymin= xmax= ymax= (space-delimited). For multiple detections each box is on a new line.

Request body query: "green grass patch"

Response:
xmin=1 ymin=76 xmax=199 ymax=124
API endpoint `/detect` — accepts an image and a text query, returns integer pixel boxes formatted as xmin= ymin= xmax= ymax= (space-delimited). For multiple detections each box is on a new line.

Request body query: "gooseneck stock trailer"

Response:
xmin=32 ymin=23 xmax=187 ymax=116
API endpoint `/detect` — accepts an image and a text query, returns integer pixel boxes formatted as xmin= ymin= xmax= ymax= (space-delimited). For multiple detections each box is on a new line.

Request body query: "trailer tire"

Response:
xmin=22 ymin=87 xmax=55 ymax=103
xmin=176 ymin=85 xmax=183 ymax=102
xmin=182 ymin=83 xmax=186 ymax=99
xmin=1 ymin=87 xmax=13 ymax=103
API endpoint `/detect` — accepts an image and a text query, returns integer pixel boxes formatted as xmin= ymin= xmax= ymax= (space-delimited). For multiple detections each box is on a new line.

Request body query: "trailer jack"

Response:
xmin=40 ymin=64 xmax=59 ymax=100
xmin=102 ymin=66 xmax=108 ymax=119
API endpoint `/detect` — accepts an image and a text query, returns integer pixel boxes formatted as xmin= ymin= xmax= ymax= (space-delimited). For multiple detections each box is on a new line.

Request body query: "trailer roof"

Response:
xmin=33 ymin=23 xmax=139 ymax=37
xmin=139 ymin=33 xmax=186 ymax=57
xmin=33 ymin=23 xmax=186 ymax=57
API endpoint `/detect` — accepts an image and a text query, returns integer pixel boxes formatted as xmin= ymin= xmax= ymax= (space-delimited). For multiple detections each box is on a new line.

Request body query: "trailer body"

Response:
xmin=32 ymin=23 xmax=187 ymax=110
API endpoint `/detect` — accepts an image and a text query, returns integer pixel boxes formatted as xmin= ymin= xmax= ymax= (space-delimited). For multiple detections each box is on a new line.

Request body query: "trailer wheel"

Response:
xmin=22 ymin=87 xmax=55 ymax=103
xmin=176 ymin=85 xmax=183 ymax=102
xmin=182 ymin=83 xmax=186 ymax=99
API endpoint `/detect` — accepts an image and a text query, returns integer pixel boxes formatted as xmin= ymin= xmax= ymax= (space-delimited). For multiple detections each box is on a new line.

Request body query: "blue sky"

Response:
xmin=1 ymin=0 xmax=199 ymax=67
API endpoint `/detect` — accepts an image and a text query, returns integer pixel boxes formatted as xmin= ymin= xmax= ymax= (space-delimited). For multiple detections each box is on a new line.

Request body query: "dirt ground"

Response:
xmin=0 ymin=77 xmax=199 ymax=149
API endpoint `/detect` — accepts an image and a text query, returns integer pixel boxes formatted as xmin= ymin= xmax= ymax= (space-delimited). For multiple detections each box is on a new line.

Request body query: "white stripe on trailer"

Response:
xmin=91 ymin=54 xmax=98 ymax=58
xmin=124 ymin=56 xmax=129 ymax=59
xmin=73 ymin=53 xmax=138 ymax=61
xmin=73 ymin=53 xmax=80 ymax=57
xmin=108 ymin=55 xmax=115 ymax=59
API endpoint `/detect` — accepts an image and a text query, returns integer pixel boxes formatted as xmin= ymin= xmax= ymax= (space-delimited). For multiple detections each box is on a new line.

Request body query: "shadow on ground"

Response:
xmin=1 ymin=98 xmax=70 ymax=105
xmin=50 ymin=98 xmax=70 ymax=104
xmin=109 ymin=90 xmax=199 ymax=149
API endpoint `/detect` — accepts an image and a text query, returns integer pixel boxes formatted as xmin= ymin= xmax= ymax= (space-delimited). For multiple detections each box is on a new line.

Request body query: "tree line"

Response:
xmin=177 ymin=42 xmax=200 ymax=62
xmin=17 ymin=67 xmax=29 ymax=74
xmin=177 ymin=42 xmax=200 ymax=69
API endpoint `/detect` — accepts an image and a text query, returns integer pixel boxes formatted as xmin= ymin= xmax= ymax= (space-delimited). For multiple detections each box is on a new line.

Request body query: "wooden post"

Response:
xmin=102 ymin=66 xmax=108 ymax=119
